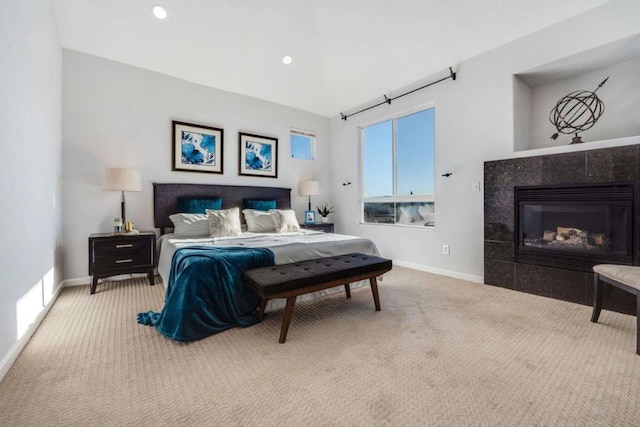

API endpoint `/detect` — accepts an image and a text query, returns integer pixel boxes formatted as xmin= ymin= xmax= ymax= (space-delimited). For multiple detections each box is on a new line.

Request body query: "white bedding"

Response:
xmin=156 ymin=230 xmax=382 ymax=310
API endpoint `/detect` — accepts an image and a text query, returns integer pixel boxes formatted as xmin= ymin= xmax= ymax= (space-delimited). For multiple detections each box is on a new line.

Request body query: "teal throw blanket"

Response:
xmin=137 ymin=246 xmax=274 ymax=341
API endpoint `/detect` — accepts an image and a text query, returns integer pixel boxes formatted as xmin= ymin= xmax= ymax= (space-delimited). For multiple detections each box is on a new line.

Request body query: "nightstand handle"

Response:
xmin=116 ymin=244 xmax=133 ymax=248
xmin=115 ymin=258 xmax=133 ymax=264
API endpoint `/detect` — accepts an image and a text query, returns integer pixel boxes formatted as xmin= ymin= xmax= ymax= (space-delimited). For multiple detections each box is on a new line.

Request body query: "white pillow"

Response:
xmin=242 ymin=209 xmax=276 ymax=233
xmin=269 ymin=209 xmax=301 ymax=233
xmin=169 ymin=213 xmax=210 ymax=237
xmin=206 ymin=207 xmax=242 ymax=238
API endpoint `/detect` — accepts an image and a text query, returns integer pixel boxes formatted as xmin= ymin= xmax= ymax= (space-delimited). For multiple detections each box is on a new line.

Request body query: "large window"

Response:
xmin=361 ymin=107 xmax=435 ymax=226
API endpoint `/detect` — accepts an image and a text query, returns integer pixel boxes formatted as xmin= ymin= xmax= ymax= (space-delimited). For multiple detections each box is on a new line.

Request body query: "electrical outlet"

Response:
xmin=442 ymin=244 xmax=450 ymax=255
xmin=472 ymin=181 xmax=481 ymax=192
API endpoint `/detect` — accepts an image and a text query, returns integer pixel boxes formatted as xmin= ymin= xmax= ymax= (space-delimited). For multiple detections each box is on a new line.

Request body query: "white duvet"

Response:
xmin=156 ymin=230 xmax=382 ymax=310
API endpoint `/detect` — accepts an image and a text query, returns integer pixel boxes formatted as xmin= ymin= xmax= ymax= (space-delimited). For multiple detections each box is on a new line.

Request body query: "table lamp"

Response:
xmin=103 ymin=168 xmax=141 ymax=222
xmin=299 ymin=180 xmax=320 ymax=211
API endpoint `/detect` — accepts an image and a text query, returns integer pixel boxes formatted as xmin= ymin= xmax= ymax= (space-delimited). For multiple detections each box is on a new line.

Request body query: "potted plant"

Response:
xmin=315 ymin=204 xmax=335 ymax=223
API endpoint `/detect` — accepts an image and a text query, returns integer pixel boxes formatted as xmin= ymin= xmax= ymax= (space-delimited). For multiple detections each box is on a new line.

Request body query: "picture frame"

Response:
xmin=304 ymin=210 xmax=316 ymax=225
xmin=172 ymin=120 xmax=224 ymax=174
xmin=238 ymin=132 xmax=278 ymax=178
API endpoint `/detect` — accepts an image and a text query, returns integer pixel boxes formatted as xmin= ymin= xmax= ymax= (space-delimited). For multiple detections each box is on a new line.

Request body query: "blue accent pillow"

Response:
xmin=178 ymin=198 xmax=223 ymax=214
xmin=243 ymin=199 xmax=277 ymax=211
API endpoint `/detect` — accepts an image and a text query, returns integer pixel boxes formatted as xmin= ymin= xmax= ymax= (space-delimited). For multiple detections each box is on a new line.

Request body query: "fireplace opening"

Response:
xmin=516 ymin=183 xmax=634 ymax=272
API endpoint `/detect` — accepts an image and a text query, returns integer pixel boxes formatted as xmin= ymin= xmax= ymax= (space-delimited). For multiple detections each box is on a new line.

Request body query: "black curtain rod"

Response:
xmin=340 ymin=67 xmax=457 ymax=121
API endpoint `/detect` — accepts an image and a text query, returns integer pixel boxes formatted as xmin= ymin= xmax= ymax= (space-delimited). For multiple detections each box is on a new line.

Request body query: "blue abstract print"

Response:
xmin=244 ymin=141 xmax=272 ymax=171
xmin=181 ymin=131 xmax=216 ymax=165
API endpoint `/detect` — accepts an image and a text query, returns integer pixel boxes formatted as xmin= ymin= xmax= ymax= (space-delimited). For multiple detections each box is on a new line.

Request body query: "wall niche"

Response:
xmin=513 ymin=34 xmax=640 ymax=152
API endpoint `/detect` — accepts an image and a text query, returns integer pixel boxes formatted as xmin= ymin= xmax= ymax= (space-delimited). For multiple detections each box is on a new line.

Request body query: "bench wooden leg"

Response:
xmin=370 ymin=276 xmax=381 ymax=311
xmin=257 ymin=298 xmax=268 ymax=321
xmin=344 ymin=284 xmax=351 ymax=299
xmin=279 ymin=297 xmax=297 ymax=343
xmin=591 ymin=273 xmax=604 ymax=323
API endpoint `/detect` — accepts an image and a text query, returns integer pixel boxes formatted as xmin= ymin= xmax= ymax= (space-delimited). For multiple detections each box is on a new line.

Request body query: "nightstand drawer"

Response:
xmin=92 ymin=238 xmax=150 ymax=256
xmin=93 ymin=250 xmax=152 ymax=271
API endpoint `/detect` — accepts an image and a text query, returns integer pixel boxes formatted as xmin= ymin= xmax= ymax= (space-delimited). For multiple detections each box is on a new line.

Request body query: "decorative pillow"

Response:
xmin=243 ymin=198 xmax=277 ymax=211
xmin=169 ymin=213 xmax=210 ymax=237
xmin=269 ymin=209 xmax=301 ymax=233
xmin=206 ymin=207 xmax=242 ymax=238
xmin=177 ymin=197 xmax=222 ymax=214
xmin=243 ymin=209 xmax=276 ymax=232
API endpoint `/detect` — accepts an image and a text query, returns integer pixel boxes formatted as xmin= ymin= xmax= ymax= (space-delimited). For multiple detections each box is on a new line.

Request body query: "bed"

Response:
xmin=140 ymin=183 xmax=382 ymax=341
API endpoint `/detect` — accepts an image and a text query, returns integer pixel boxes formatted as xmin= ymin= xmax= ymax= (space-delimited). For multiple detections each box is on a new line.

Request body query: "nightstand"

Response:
xmin=300 ymin=223 xmax=334 ymax=233
xmin=88 ymin=231 xmax=156 ymax=294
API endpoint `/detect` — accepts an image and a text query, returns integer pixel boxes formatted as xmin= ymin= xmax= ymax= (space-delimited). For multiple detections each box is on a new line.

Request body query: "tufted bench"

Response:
xmin=591 ymin=264 xmax=640 ymax=355
xmin=242 ymin=253 xmax=392 ymax=343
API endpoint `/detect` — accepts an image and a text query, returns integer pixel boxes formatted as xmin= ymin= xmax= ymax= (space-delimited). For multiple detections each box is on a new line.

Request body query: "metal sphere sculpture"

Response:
xmin=549 ymin=77 xmax=608 ymax=144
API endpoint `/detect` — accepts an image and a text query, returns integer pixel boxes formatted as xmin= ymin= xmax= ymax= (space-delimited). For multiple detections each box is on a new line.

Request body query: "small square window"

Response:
xmin=290 ymin=130 xmax=315 ymax=160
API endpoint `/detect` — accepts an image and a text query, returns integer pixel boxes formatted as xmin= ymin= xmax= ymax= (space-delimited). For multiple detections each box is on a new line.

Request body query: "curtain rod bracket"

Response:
xmin=340 ymin=113 xmax=347 ymax=121
xmin=384 ymin=95 xmax=391 ymax=105
xmin=450 ymin=67 xmax=456 ymax=81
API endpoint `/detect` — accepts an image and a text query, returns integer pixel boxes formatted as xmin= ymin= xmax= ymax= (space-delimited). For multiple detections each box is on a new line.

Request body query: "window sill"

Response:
xmin=359 ymin=222 xmax=435 ymax=230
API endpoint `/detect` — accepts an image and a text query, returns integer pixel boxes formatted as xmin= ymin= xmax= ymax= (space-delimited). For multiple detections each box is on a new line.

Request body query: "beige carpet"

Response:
xmin=0 ymin=267 xmax=639 ymax=426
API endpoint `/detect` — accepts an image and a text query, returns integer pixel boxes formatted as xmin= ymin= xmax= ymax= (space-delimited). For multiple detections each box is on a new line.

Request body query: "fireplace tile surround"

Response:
xmin=484 ymin=144 xmax=638 ymax=315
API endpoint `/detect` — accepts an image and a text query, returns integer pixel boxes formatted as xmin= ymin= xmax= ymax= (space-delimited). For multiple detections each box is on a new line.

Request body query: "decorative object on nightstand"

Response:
xmin=88 ymin=231 xmax=156 ymax=294
xmin=304 ymin=210 xmax=316 ymax=225
xmin=316 ymin=204 xmax=334 ymax=224
xmin=103 ymin=168 xmax=142 ymax=224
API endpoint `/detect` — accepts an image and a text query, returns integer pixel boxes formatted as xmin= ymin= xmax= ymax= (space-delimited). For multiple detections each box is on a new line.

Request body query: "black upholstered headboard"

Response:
xmin=153 ymin=183 xmax=291 ymax=234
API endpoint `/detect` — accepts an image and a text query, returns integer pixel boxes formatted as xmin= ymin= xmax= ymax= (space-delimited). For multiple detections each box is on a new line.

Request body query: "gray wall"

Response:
xmin=62 ymin=50 xmax=332 ymax=280
xmin=0 ymin=0 xmax=63 ymax=364
xmin=328 ymin=0 xmax=640 ymax=282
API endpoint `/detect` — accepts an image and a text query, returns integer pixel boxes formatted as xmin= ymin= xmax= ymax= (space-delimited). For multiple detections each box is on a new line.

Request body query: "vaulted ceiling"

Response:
xmin=52 ymin=0 xmax=612 ymax=117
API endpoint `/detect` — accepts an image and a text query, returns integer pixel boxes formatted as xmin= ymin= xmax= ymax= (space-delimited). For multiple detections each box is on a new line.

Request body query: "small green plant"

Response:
xmin=315 ymin=204 xmax=335 ymax=217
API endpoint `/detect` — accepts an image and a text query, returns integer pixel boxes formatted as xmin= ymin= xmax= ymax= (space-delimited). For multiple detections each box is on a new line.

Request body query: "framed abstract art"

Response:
xmin=238 ymin=132 xmax=278 ymax=178
xmin=172 ymin=121 xmax=224 ymax=174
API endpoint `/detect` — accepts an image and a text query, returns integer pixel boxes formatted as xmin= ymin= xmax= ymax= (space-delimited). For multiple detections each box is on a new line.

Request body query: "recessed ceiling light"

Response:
xmin=152 ymin=5 xmax=167 ymax=20
xmin=282 ymin=55 xmax=293 ymax=65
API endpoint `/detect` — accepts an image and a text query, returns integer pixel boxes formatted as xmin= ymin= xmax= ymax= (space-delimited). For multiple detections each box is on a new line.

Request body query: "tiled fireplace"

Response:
xmin=484 ymin=145 xmax=639 ymax=315
xmin=516 ymin=183 xmax=634 ymax=272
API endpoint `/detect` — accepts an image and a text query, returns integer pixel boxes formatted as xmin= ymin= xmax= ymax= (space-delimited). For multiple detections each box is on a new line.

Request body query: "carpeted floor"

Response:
xmin=0 ymin=266 xmax=638 ymax=426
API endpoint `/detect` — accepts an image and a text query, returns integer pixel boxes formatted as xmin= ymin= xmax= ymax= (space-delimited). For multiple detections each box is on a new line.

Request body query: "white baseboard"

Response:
xmin=393 ymin=260 xmax=484 ymax=284
xmin=0 ymin=281 xmax=64 ymax=383
xmin=63 ymin=276 xmax=91 ymax=287
xmin=63 ymin=273 xmax=151 ymax=288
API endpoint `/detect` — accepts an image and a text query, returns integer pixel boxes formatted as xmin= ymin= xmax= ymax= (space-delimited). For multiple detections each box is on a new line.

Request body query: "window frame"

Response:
xmin=359 ymin=103 xmax=436 ymax=227
xmin=290 ymin=128 xmax=316 ymax=160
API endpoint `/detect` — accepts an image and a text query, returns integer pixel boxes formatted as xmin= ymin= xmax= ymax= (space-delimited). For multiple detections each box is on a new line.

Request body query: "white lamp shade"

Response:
xmin=299 ymin=180 xmax=320 ymax=196
xmin=103 ymin=168 xmax=142 ymax=192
